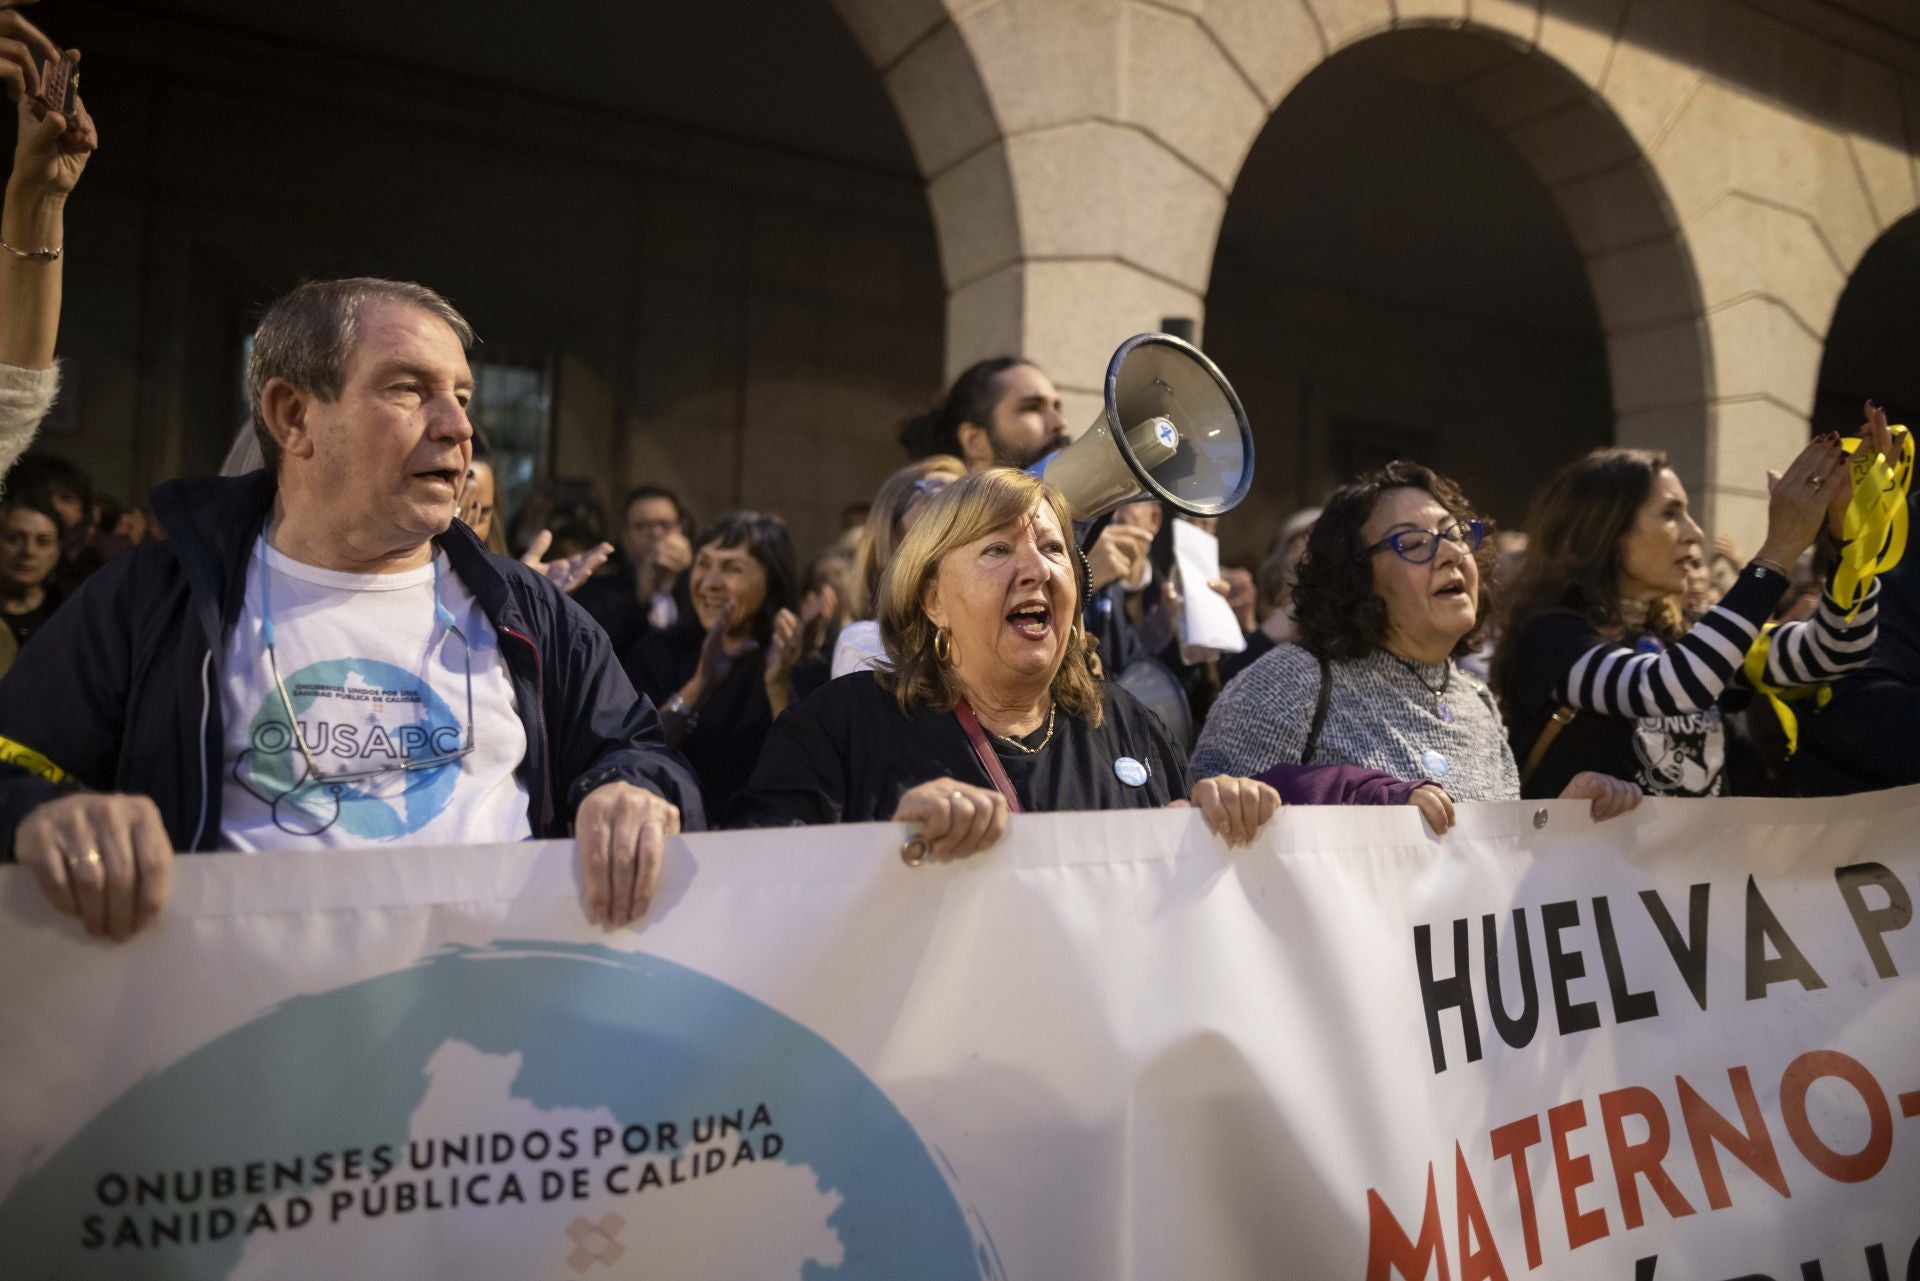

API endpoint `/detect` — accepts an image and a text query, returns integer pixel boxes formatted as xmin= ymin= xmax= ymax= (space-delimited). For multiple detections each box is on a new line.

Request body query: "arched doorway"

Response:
xmin=1814 ymin=210 xmax=1920 ymax=439
xmin=49 ymin=0 xmax=945 ymax=556
xmin=1203 ymin=26 xmax=1707 ymax=559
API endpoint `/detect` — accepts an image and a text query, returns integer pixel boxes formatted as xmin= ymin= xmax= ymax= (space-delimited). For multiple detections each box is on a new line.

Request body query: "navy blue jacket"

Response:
xmin=0 ymin=471 xmax=705 ymax=855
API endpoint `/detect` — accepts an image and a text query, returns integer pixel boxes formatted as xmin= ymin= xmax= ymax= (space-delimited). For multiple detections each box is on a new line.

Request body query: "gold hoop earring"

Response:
xmin=933 ymin=627 xmax=952 ymax=664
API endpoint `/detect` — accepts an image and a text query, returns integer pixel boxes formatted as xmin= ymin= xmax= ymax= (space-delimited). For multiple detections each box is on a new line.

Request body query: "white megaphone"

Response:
xmin=1028 ymin=332 xmax=1255 ymax=520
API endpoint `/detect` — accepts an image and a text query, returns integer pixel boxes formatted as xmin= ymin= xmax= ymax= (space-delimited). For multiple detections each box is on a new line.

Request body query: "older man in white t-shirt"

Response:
xmin=0 ymin=278 xmax=701 ymax=938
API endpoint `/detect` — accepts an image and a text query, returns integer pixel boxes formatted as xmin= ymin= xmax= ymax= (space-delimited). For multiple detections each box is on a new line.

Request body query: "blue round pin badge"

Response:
xmin=1114 ymin=756 xmax=1149 ymax=787
xmin=1420 ymin=748 xmax=1450 ymax=777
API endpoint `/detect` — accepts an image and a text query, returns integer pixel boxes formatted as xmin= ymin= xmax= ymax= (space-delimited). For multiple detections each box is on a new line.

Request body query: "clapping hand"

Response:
xmin=694 ymin=596 xmax=747 ymax=688
xmin=765 ymin=607 xmax=801 ymax=687
xmin=520 ymin=529 xmax=612 ymax=595
xmin=645 ymin=529 xmax=692 ymax=596
xmin=1856 ymin=401 xmax=1897 ymax=466
xmin=1759 ymin=435 xmax=1847 ymax=567
xmin=1829 ymin=401 xmax=1902 ymax=541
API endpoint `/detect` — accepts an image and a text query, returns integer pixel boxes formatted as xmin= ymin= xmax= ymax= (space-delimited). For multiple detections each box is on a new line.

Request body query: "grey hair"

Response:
xmin=245 ymin=278 xmax=476 ymax=474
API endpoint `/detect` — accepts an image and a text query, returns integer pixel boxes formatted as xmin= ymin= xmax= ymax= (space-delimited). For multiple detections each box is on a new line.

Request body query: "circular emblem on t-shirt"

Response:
xmin=1420 ymin=748 xmax=1450 ymax=777
xmin=1114 ymin=756 xmax=1149 ymax=787
xmin=234 ymin=657 xmax=464 ymax=839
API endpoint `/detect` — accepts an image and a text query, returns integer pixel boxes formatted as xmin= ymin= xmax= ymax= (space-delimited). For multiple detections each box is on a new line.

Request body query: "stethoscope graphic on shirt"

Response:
xmin=231 ymin=541 xmax=475 ymax=838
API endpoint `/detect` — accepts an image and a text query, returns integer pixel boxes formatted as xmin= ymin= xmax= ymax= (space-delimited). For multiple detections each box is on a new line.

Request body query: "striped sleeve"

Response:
xmin=1761 ymin=579 xmax=1880 ymax=688
xmin=1555 ymin=564 xmax=1788 ymax=717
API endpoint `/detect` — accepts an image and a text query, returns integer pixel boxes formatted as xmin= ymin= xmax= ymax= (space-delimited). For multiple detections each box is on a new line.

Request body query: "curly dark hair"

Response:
xmin=1292 ymin=460 xmax=1495 ymax=661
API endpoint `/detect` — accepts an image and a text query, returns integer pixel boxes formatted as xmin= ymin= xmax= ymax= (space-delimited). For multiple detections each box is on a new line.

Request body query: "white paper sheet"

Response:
xmin=1171 ymin=517 xmax=1247 ymax=654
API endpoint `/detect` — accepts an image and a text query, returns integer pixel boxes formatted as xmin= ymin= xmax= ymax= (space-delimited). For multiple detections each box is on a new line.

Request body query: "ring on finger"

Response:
xmin=1808 ymin=473 xmax=1825 ymax=489
xmin=67 ymin=847 xmax=102 ymax=871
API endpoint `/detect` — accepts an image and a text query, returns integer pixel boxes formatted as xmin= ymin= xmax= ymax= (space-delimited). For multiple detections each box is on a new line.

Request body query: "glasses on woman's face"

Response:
xmin=1362 ymin=519 xmax=1486 ymax=565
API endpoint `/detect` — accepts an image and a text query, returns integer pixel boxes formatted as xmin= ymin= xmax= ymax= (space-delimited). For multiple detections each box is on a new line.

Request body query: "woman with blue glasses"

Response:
xmin=1193 ymin=460 xmax=1640 ymax=827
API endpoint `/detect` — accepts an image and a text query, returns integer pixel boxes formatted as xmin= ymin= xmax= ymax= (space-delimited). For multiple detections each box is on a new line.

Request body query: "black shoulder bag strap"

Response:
xmin=1301 ymin=654 xmax=1333 ymax=764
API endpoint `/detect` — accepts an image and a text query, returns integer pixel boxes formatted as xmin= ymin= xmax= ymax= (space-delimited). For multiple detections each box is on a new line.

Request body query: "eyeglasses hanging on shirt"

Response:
xmin=257 ymin=538 xmax=476 ymax=788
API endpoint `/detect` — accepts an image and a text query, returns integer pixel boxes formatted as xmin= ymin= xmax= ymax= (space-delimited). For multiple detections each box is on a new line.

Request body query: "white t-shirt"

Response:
xmin=221 ymin=541 xmax=532 ymax=850
xmin=830 ymin=619 xmax=889 ymax=678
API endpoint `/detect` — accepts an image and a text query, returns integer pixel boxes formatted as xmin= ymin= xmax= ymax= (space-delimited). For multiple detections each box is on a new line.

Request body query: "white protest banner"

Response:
xmin=0 ymin=787 xmax=1915 ymax=1279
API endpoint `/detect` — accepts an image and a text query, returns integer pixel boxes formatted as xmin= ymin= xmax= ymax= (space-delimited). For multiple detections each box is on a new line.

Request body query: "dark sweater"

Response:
xmin=733 ymin=672 xmax=1190 ymax=826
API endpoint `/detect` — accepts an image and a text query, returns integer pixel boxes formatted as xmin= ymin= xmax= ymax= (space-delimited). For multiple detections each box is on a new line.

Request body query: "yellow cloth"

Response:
xmin=1830 ymin=425 xmax=1910 ymax=621
xmin=1745 ymin=425 xmax=1909 ymax=754
xmin=1742 ymin=628 xmax=1830 ymax=756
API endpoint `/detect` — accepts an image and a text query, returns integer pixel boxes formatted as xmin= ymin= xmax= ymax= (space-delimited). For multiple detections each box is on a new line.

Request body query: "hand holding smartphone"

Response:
xmin=34 ymin=49 xmax=76 ymax=120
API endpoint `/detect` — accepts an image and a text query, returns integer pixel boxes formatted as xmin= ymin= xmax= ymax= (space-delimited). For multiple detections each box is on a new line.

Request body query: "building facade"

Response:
xmin=836 ymin=0 xmax=1920 ymax=555
xmin=40 ymin=0 xmax=1920 ymax=561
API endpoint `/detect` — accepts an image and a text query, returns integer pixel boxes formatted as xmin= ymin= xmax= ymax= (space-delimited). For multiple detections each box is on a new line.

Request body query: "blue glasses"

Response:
xmin=1362 ymin=519 xmax=1486 ymax=565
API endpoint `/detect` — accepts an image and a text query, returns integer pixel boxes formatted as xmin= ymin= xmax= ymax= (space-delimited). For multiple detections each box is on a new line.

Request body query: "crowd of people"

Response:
xmin=0 ymin=5 xmax=1913 ymax=944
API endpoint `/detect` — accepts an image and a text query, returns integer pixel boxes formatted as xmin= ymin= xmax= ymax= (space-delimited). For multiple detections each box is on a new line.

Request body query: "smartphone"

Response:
xmin=36 ymin=53 xmax=78 ymax=118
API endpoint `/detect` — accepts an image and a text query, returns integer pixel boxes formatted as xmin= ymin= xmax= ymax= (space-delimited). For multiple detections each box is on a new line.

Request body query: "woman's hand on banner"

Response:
xmin=1560 ymin=771 xmax=1643 ymax=821
xmin=892 ymin=778 xmax=1009 ymax=863
xmin=575 ymin=782 xmax=679 ymax=928
xmin=15 ymin=792 xmax=172 ymax=941
xmin=1408 ymin=783 xmax=1454 ymax=835
xmin=1179 ymin=775 xmax=1281 ymax=848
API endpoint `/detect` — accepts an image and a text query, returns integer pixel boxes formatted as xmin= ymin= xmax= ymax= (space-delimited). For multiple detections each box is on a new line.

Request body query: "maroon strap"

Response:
xmin=953 ymin=700 xmax=1025 ymax=814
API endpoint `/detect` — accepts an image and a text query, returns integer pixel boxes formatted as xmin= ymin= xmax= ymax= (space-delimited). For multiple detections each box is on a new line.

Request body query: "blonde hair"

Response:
xmin=875 ymin=468 xmax=1103 ymax=724
xmin=849 ymin=454 xmax=967 ymax=620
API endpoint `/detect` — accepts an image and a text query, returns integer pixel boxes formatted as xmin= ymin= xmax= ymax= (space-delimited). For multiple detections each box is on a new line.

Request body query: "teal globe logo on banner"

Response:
xmin=0 ymin=944 xmax=999 ymax=1279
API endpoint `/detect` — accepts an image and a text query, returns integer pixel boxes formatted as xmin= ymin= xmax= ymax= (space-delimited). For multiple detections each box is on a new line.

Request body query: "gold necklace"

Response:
xmin=987 ymin=701 xmax=1057 ymax=754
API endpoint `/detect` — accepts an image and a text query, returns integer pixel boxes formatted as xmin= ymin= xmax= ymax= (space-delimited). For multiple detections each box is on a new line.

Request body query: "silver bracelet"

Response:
xmin=0 ymin=236 xmax=62 ymax=261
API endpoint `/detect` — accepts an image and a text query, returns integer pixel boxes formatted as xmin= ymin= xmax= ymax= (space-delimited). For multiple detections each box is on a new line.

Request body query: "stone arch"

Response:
xmin=1813 ymin=209 xmax=1920 ymax=439
xmin=829 ymin=0 xmax=1020 ymax=381
xmin=838 ymin=3 xmax=1710 ymax=492
xmin=1214 ymin=15 xmax=1712 ymax=515
xmin=1198 ymin=16 xmax=1711 ymax=543
xmin=841 ymin=1 xmax=1920 ymax=556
